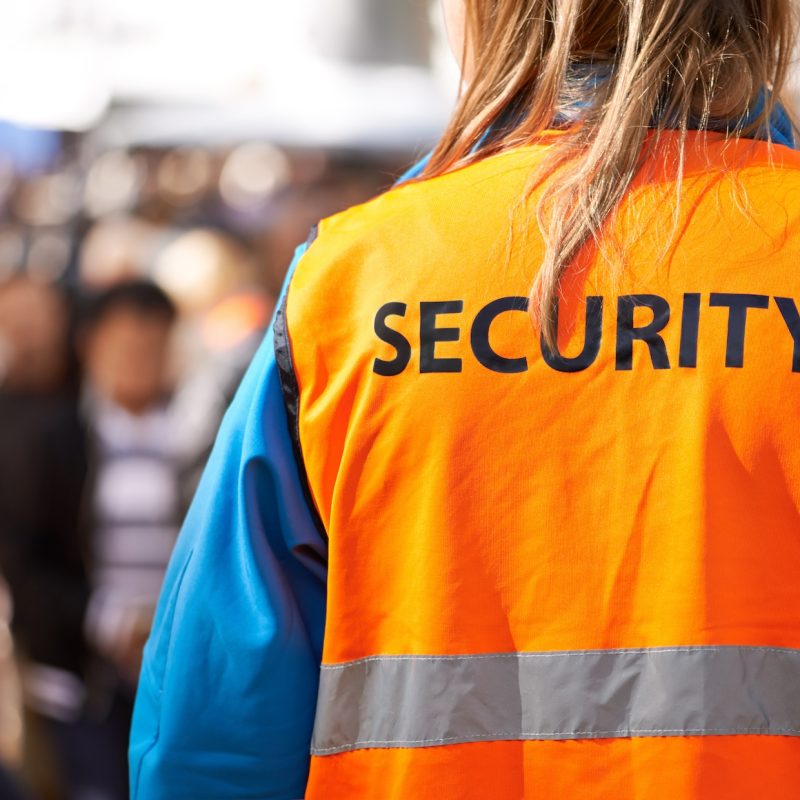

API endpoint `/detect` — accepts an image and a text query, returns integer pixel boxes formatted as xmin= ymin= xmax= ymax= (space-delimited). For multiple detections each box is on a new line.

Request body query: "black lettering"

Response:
xmin=679 ymin=293 xmax=702 ymax=369
xmin=542 ymin=296 xmax=603 ymax=373
xmin=616 ymin=295 xmax=671 ymax=371
xmin=709 ymin=293 xmax=769 ymax=368
xmin=420 ymin=301 xmax=463 ymax=373
xmin=471 ymin=297 xmax=529 ymax=374
xmin=373 ymin=302 xmax=411 ymax=376
xmin=775 ymin=296 xmax=800 ymax=373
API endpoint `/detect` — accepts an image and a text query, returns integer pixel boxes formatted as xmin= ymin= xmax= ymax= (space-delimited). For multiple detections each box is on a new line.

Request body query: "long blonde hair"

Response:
xmin=423 ymin=0 xmax=797 ymax=346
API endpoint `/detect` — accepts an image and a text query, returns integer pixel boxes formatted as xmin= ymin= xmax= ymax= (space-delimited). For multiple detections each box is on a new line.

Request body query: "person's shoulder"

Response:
xmin=314 ymin=147 xmax=543 ymax=253
xmin=285 ymin=146 xmax=544 ymax=312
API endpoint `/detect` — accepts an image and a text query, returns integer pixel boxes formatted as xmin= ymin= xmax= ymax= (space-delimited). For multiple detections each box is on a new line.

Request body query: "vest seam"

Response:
xmin=273 ymin=226 xmax=328 ymax=541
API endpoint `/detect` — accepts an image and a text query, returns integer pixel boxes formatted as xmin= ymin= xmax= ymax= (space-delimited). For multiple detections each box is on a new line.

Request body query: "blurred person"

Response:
xmin=7 ymin=280 xmax=181 ymax=800
xmin=79 ymin=281 xmax=181 ymax=683
xmin=66 ymin=281 xmax=180 ymax=800
xmin=132 ymin=2 xmax=800 ymax=800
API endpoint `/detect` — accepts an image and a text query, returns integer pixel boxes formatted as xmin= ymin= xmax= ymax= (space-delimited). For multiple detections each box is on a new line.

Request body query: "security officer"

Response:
xmin=131 ymin=1 xmax=800 ymax=797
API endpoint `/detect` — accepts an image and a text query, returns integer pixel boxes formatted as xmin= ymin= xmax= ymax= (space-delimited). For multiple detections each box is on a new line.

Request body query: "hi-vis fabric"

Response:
xmin=131 ymin=131 xmax=800 ymax=800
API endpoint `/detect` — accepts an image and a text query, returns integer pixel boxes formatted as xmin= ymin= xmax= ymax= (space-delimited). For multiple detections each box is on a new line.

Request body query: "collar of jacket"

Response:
xmin=554 ymin=62 xmax=795 ymax=148
xmin=397 ymin=84 xmax=796 ymax=187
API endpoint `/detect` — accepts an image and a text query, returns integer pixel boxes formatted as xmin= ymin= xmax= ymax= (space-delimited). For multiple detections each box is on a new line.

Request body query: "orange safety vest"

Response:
xmin=277 ymin=131 xmax=800 ymax=799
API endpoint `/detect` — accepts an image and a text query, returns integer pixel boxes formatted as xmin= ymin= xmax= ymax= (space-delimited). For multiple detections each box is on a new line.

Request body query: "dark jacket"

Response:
xmin=0 ymin=391 xmax=91 ymax=677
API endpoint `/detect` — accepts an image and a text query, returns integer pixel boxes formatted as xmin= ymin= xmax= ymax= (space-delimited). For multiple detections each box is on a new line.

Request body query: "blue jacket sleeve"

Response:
xmin=129 ymin=243 xmax=327 ymax=800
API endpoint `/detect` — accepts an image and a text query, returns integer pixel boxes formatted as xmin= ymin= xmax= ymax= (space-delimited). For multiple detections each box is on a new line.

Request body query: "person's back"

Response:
xmin=131 ymin=2 xmax=800 ymax=798
xmin=288 ymin=133 xmax=800 ymax=797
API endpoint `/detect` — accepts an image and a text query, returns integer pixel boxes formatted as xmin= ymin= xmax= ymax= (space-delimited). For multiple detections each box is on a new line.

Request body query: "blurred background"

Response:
xmin=0 ymin=2 xmax=456 ymax=798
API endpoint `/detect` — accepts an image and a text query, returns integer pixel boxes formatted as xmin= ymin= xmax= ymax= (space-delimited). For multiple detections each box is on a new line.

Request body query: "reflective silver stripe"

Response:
xmin=311 ymin=646 xmax=800 ymax=755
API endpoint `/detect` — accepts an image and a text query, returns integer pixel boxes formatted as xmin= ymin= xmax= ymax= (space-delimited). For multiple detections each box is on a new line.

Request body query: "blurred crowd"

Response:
xmin=0 ymin=124 xmax=410 ymax=800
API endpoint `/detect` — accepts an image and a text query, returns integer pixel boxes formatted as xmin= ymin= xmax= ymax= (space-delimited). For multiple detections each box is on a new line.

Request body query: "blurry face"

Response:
xmin=84 ymin=309 xmax=172 ymax=414
xmin=441 ymin=0 xmax=473 ymax=80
